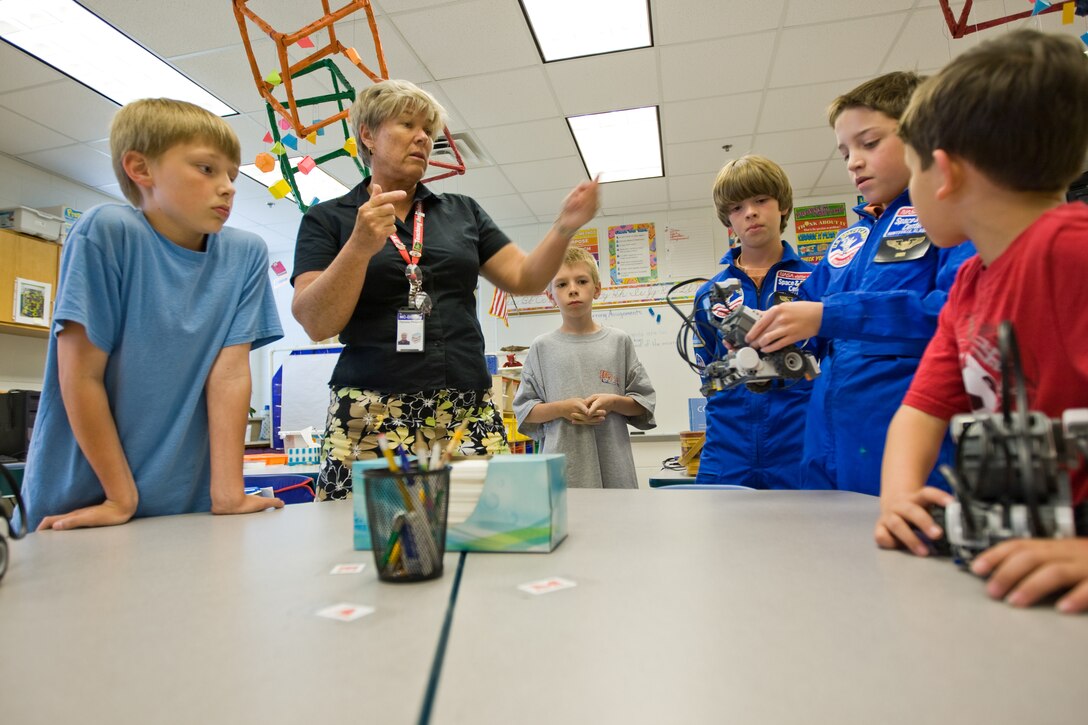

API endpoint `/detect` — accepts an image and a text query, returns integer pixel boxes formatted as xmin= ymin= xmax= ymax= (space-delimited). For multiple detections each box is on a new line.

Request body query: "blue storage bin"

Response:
xmin=242 ymin=474 xmax=316 ymax=504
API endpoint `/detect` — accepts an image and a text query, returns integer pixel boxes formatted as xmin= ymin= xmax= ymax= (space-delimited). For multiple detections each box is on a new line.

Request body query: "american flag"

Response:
xmin=488 ymin=288 xmax=509 ymax=326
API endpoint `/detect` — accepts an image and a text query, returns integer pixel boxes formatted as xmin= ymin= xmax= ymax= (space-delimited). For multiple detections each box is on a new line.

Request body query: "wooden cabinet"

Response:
xmin=0 ymin=228 xmax=61 ymax=338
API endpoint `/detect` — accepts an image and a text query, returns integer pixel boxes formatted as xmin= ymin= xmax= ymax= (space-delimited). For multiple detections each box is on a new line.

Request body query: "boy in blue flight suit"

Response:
xmin=692 ymin=155 xmax=815 ymax=488
xmin=745 ymin=73 xmax=975 ymax=495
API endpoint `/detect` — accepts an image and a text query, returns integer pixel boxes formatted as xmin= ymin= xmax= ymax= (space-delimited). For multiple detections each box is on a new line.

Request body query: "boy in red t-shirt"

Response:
xmin=875 ymin=29 xmax=1088 ymax=613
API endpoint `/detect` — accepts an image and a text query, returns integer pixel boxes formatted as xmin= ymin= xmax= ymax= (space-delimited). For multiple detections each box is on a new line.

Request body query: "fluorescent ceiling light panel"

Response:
xmin=0 ymin=0 xmax=235 ymax=115
xmin=568 ymin=106 xmax=662 ymax=183
xmin=240 ymin=158 xmax=350 ymax=205
xmin=521 ymin=0 xmax=652 ymax=62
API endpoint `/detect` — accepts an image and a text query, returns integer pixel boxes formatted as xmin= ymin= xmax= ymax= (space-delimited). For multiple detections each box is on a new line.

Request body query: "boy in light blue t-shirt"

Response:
xmin=21 ymin=98 xmax=284 ymax=531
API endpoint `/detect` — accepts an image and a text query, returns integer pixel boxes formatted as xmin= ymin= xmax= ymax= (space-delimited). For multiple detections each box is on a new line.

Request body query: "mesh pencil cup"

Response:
xmin=363 ymin=466 xmax=450 ymax=582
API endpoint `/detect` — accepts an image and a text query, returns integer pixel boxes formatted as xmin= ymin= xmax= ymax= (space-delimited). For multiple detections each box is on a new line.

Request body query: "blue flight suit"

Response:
xmin=693 ymin=241 xmax=819 ymax=489
xmin=798 ymin=190 xmax=977 ymax=494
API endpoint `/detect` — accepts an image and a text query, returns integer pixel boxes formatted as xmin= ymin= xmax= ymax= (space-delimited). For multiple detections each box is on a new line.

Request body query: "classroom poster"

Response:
xmin=794 ymin=203 xmax=848 ymax=264
xmin=608 ymin=222 xmax=657 ymax=285
xmin=572 ymin=228 xmax=599 ymax=261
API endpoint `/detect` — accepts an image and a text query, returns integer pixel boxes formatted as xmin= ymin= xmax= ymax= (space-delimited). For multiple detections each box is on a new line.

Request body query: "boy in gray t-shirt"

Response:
xmin=512 ymin=247 xmax=655 ymax=488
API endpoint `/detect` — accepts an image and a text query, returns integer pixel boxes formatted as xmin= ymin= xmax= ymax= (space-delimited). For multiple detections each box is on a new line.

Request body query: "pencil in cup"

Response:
xmin=439 ymin=418 xmax=472 ymax=468
xmin=363 ymin=466 xmax=452 ymax=582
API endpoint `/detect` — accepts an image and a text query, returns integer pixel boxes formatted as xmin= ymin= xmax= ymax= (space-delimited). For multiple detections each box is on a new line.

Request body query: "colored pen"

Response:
xmin=376 ymin=433 xmax=399 ymax=472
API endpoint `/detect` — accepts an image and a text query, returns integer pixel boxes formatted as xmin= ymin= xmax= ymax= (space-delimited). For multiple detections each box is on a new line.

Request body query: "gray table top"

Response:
xmin=433 ymin=488 xmax=1088 ymax=725
xmin=0 ymin=500 xmax=455 ymax=725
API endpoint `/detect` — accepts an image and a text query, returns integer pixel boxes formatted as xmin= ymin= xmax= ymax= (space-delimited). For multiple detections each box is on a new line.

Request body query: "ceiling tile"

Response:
xmin=0 ymin=80 xmax=118 ymax=143
xmin=438 ymin=68 xmax=558 ymax=128
xmin=18 ymin=144 xmax=116 ymax=188
xmin=751 ymin=127 xmax=837 ymax=165
xmin=473 ymin=193 xmax=534 ymax=221
xmin=502 ymin=157 xmax=587 ymax=194
xmin=0 ymin=106 xmax=77 ymax=155
xmin=662 ymin=92 xmax=762 ymax=145
xmin=428 ymin=166 xmax=517 ymax=198
xmin=544 ymin=48 xmax=660 ymax=116
xmin=757 ymin=78 xmax=858 ymax=134
xmin=784 ymin=0 xmax=916 ymax=25
xmin=668 ymin=172 xmax=717 ymax=204
xmin=598 ymin=177 xmax=668 ymax=210
xmin=769 ymin=15 xmax=907 ymax=88
xmin=390 ymin=0 xmax=539 ymax=80
xmin=655 ymin=0 xmax=786 ymax=45
xmin=660 ymin=32 xmax=776 ymax=102
xmin=666 ymin=137 xmax=752 ymax=177
xmin=0 ymin=43 xmax=70 ymax=94
xmin=779 ymin=160 xmax=830 ymax=193
xmin=473 ymin=119 xmax=577 ymax=165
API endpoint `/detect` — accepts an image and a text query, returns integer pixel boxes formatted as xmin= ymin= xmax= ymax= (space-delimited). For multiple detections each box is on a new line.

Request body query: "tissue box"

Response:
xmin=353 ymin=454 xmax=568 ymax=553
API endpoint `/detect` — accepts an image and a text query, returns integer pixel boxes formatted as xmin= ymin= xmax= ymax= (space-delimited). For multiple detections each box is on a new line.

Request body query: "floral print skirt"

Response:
xmin=315 ymin=386 xmax=508 ymax=500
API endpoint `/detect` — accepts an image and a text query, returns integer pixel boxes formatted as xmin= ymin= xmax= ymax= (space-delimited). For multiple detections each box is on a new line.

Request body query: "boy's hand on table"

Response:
xmin=37 ymin=498 xmax=137 ymax=531
xmin=971 ymin=538 xmax=1088 ymax=614
xmin=745 ymin=301 xmax=823 ymax=352
xmin=212 ymin=492 xmax=284 ymax=516
xmin=874 ymin=486 xmax=954 ymax=556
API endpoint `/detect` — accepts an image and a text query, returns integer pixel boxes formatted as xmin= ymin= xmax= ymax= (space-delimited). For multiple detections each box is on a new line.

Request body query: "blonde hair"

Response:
xmin=899 ymin=29 xmax=1088 ymax=192
xmin=712 ymin=155 xmax=793 ymax=231
xmin=110 ymin=98 xmax=240 ymax=206
xmin=350 ymin=79 xmax=447 ymax=165
xmin=557 ymin=246 xmax=600 ymax=287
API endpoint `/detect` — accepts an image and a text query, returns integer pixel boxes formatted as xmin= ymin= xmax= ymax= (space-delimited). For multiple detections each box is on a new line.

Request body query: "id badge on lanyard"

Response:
xmin=391 ymin=201 xmax=430 ymax=352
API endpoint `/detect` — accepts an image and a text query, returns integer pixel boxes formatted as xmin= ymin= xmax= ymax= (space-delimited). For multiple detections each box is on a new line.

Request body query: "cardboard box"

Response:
xmin=353 ymin=454 xmax=568 ymax=553
xmin=0 ymin=207 xmax=64 ymax=241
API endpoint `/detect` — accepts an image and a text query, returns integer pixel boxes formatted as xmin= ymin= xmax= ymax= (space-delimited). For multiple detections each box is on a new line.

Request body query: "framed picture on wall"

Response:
xmin=13 ymin=277 xmax=52 ymax=327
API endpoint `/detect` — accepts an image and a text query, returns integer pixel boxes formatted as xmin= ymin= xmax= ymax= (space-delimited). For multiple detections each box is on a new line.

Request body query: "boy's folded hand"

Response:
xmin=37 ymin=498 xmax=138 ymax=531
xmin=874 ymin=486 xmax=954 ymax=556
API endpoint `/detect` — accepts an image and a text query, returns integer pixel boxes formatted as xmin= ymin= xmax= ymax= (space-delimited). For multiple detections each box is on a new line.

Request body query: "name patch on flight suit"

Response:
xmin=770 ymin=269 xmax=810 ymax=305
xmin=826 ymin=227 xmax=869 ymax=268
xmin=874 ymin=206 xmax=931 ymax=263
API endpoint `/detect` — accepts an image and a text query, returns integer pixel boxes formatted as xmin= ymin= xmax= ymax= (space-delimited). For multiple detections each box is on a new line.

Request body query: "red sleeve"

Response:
xmin=901 ymin=272 xmax=972 ymax=420
xmin=1049 ymin=225 xmax=1088 ymax=384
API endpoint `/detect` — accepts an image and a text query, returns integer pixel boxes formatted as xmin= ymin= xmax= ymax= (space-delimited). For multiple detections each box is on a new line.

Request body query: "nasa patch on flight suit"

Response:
xmin=874 ymin=206 xmax=931 ymax=263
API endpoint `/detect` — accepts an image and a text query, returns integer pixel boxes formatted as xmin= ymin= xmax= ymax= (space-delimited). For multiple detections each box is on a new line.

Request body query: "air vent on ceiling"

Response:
xmin=432 ymin=131 xmax=490 ymax=168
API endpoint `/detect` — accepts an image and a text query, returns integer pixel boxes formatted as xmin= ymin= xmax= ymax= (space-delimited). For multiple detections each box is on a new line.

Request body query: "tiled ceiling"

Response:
xmin=0 ymin=0 xmax=1084 ymax=254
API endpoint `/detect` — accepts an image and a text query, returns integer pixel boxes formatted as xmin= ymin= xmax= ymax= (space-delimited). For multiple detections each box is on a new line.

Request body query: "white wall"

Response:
xmin=0 ymin=153 xmax=119 ymax=392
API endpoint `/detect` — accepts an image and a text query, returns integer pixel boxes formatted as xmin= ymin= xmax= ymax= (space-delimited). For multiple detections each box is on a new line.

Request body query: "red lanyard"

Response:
xmin=388 ymin=201 xmax=425 ymax=265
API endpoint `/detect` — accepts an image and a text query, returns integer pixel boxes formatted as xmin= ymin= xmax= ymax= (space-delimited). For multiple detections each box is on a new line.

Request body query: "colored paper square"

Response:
xmin=297 ymin=36 xmax=315 ymax=49
xmin=254 ymin=152 xmax=276 ymax=173
xmin=297 ymin=156 xmax=316 ymax=174
xmin=269 ymin=179 xmax=292 ymax=199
